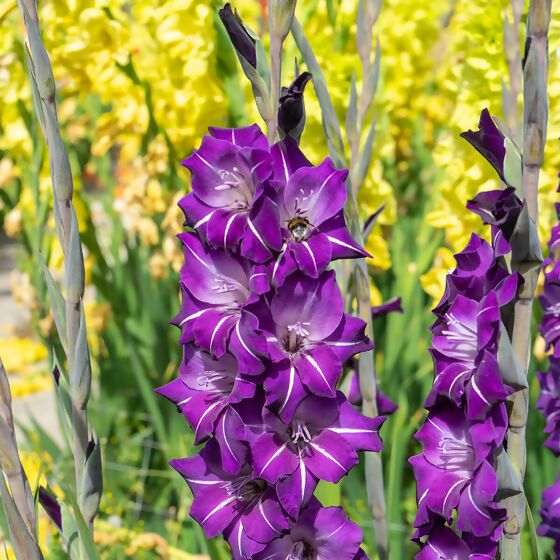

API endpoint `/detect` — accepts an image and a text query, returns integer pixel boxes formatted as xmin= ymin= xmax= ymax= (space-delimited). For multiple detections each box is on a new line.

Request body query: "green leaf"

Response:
xmin=40 ymin=255 xmax=68 ymax=354
xmin=291 ymin=17 xmax=346 ymax=168
xmin=345 ymin=73 xmax=358 ymax=152
xmin=525 ymin=497 xmax=540 ymax=560
xmin=0 ymin=465 xmax=43 ymax=560
xmin=504 ymin=135 xmax=523 ymax=190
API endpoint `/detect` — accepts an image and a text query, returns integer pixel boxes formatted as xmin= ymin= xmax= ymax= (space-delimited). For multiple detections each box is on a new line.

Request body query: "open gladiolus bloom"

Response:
xmin=158 ymin=125 xmax=384 ymax=558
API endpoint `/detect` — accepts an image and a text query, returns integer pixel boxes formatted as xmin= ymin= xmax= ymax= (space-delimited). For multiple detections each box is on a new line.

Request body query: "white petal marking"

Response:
xmin=193 ymin=210 xmax=216 ymax=229
xmin=317 ymin=171 xmax=337 ymax=195
xmin=194 ymin=401 xmax=222 ymax=440
xmin=328 ymin=428 xmax=373 ymax=434
xmin=309 ymin=442 xmax=344 ymax=471
xmin=247 ymin=217 xmax=269 ymax=250
xmin=279 ymin=365 xmax=296 ymax=414
xmin=186 ymin=478 xmax=222 ymax=485
xmin=467 ymin=485 xmax=492 ymax=519
xmin=179 ymin=308 xmax=208 ymax=326
xmin=299 ymin=453 xmax=306 ymax=503
xmin=210 ymin=316 xmax=230 ymax=353
xmin=327 ymin=235 xmax=360 ymax=252
xmin=442 ymin=478 xmax=467 ymax=513
xmin=471 ymin=377 xmax=491 ymax=406
xmin=259 ymin=442 xmax=288 ymax=476
xmin=302 ymin=241 xmax=317 ymax=273
xmin=220 ymin=413 xmax=235 ymax=460
xmin=201 ymin=495 xmax=237 ymax=525
xmin=272 ymin=245 xmax=287 ymax=285
xmin=258 ymin=500 xmax=279 ymax=533
xmin=235 ymin=321 xmax=258 ymax=359
xmin=304 ymin=354 xmax=331 ymax=390
xmin=224 ymin=213 xmax=240 ymax=248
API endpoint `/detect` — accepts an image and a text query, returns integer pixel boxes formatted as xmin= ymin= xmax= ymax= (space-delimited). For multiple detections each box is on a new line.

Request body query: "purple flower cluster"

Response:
xmin=412 ymin=110 xmax=524 ymax=556
xmin=157 ymin=124 xmax=384 ymax=559
xmin=537 ymin=193 xmax=560 ymax=549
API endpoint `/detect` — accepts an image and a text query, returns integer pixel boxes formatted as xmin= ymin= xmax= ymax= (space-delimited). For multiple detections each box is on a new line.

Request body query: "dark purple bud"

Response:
xmin=460 ymin=109 xmax=506 ymax=183
xmin=467 ymin=187 xmax=523 ymax=241
xmin=52 ymin=364 xmax=60 ymax=386
xmin=371 ymin=297 xmax=403 ymax=319
xmin=219 ymin=4 xmax=257 ymax=69
xmin=278 ymin=72 xmax=312 ymax=142
xmin=38 ymin=486 xmax=62 ymax=531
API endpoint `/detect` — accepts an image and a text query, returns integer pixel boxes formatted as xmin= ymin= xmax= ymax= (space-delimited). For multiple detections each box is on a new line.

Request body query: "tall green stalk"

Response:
xmin=501 ymin=1 xmax=550 ymax=557
xmin=291 ymin=2 xmax=388 ymax=555
xmin=16 ymin=0 xmax=102 ymax=551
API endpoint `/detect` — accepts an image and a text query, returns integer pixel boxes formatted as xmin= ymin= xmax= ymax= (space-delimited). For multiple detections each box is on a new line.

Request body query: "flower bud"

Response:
xmin=277 ymin=71 xmax=311 ymax=142
xmin=268 ymin=0 xmax=297 ymax=41
xmin=218 ymin=3 xmax=257 ymax=68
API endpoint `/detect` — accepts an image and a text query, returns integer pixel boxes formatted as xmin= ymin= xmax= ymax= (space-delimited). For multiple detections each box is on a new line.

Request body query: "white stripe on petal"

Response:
xmin=247 ymin=217 xmax=269 ymax=250
xmin=186 ymin=478 xmax=222 ymax=485
xmin=259 ymin=442 xmax=288 ymax=477
xmin=304 ymin=354 xmax=331 ymax=390
xmin=201 ymin=495 xmax=237 ymax=525
xmin=179 ymin=308 xmax=208 ymax=326
xmin=467 ymin=485 xmax=492 ymax=519
xmin=193 ymin=210 xmax=216 ymax=229
xmin=442 ymin=478 xmax=467 ymax=513
xmin=328 ymin=428 xmax=373 ymax=434
xmin=235 ymin=321 xmax=258 ymax=359
xmin=278 ymin=365 xmax=295 ymax=414
xmin=327 ymin=235 xmax=361 ymax=252
xmin=302 ymin=241 xmax=317 ymax=274
xmin=220 ymin=413 xmax=235 ymax=460
xmin=272 ymin=245 xmax=287 ymax=286
xmin=309 ymin=442 xmax=344 ymax=471
xmin=194 ymin=401 xmax=222 ymax=440
xmin=299 ymin=453 xmax=306 ymax=504
xmin=224 ymin=213 xmax=240 ymax=248
xmin=471 ymin=377 xmax=491 ymax=406
xmin=317 ymin=171 xmax=337 ymax=195
xmin=210 ymin=316 xmax=230 ymax=354
xmin=258 ymin=500 xmax=280 ymax=533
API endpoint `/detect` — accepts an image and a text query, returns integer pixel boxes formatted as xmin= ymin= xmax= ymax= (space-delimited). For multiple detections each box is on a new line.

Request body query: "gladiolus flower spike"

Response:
xmin=411 ymin=109 xmax=526 ymax=556
xmin=158 ymin=124 xmax=383 ymax=559
xmin=537 ymin=186 xmax=560 ymax=552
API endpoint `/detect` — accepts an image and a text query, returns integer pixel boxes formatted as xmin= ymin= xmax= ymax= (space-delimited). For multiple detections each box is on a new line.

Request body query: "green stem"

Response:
xmin=501 ymin=0 xmax=550 ymax=557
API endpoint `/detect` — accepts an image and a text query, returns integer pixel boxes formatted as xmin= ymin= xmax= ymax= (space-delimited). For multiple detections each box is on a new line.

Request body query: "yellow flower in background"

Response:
xmin=420 ymin=247 xmax=455 ymax=303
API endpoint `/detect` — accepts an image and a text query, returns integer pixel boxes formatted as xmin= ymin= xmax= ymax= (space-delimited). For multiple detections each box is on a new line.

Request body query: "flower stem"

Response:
xmin=501 ymin=0 xmax=550 ymax=556
xmin=16 ymin=0 xmax=100 ymax=543
xmin=268 ymin=30 xmax=282 ymax=143
xmin=290 ymin=16 xmax=388 ymax=559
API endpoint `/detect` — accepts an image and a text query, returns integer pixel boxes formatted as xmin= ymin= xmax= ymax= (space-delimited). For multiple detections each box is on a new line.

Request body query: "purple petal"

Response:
xmin=209 ymin=124 xmax=268 ymax=149
xmin=276 ymin=456 xmax=318 ymax=518
xmin=324 ymin=313 xmax=373 ymax=364
xmin=289 ymin=232 xmax=332 ymax=278
xmin=252 ymin=432 xmax=298 ymax=483
xmin=264 ymin=361 xmax=308 ymax=423
xmin=321 ymin=212 xmax=370 ymax=259
xmin=283 ymin=158 xmax=348 ymax=226
xmin=371 ymin=297 xmax=403 ymax=319
xmin=270 ymin=137 xmax=312 ymax=182
xmin=38 ymin=487 xmax=62 ymax=531
xmin=244 ymin=488 xmax=290 ymax=543
xmin=306 ymin=429 xmax=358 ymax=483
xmin=295 ymin=345 xmax=341 ymax=397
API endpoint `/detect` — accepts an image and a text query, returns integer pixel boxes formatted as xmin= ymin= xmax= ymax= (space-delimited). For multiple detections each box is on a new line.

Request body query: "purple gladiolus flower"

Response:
xmin=180 ymin=125 xmax=282 ymax=262
xmin=253 ymin=498 xmax=364 ymax=560
xmin=171 ymin=438 xmax=288 ymax=553
xmin=411 ymin=404 xmax=506 ymax=538
xmin=415 ymin=522 xmax=498 ymax=559
xmin=538 ymin=474 xmax=560 ymax=555
xmin=253 ymin=393 xmax=383 ymax=517
xmin=258 ymin=271 xmax=372 ymax=418
xmin=269 ymin=140 xmax=368 ymax=286
xmin=173 ymin=232 xmax=268 ymax=373
xmin=427 ymin=293 xmax=513 ymax=419
xmin=537 ymin=361 xmax=560 ymax=456
xmin=160 ymin=125 xmax=384 ymax=558
xmin=460 ymin=109 xmax=506 ymax=183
